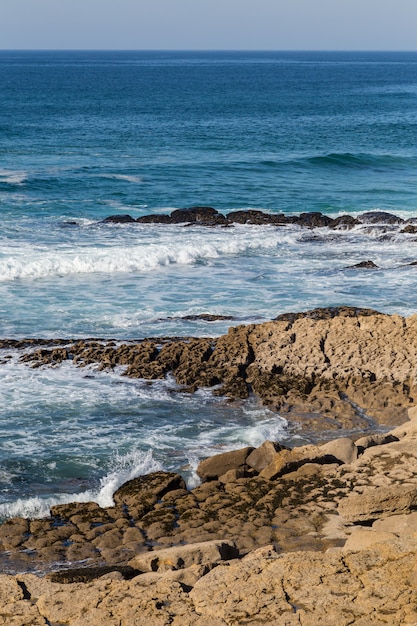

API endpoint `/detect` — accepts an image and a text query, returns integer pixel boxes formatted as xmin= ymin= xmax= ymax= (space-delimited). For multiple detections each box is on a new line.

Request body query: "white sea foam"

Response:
xmin=2 ymin=219 xmax=416 ymax=284
xmin=0 ymin=169 xmax=28 ymax=185
xmin=0 ymin=449 xmax=162 ymax=520
xmin=0 ymin=226 xmax=290 ymax=281
xmin=94 ymin=449 xmax=163 ymax=507
xmin=102 ymin=173 xmax=144 ymax=184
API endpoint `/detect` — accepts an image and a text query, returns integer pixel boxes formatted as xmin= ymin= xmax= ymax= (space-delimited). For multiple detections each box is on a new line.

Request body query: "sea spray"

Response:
xmin=0 ymin=449 xmax=163 ymax=521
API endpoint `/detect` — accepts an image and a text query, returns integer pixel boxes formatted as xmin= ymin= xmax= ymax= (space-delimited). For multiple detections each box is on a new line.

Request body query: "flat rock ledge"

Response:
xmin=7 ymin=306 xmax=417 ymax=431
xmin=4 ymin=414 xmax=417 ymax=624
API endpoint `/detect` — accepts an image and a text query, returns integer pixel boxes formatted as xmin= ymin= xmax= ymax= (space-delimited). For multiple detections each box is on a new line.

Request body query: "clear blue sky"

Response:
xmin=1 ymin=0 xmax=417 ymax=50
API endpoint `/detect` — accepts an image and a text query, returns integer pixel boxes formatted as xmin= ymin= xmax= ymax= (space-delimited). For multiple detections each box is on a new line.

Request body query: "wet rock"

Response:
xmin=292 ymin=211 xmax=334 ymax=227
xmin=273 ymin=305 xmax=379 ymax=323
xmin=401 ymin=224 xmax=417 ymax=234
xmin=101 ymin=214 xmax=137 ymax=223
xmin=113 ymin=472 xmax=186 ymax=518
xmin=136 ymin=213 xmax=172 ymax=223
xmin=330 ymin=214 xmax=360 ymax=229
xmin=345 ymin=259 xmax=379 ymax=269
xmin=359 ymin=211 xmax=404 ymax=224
xmin=226 ymin=209 xmax=288 ymax=225
xmin=14 ymin=307 xmax=417 ymax=431
xmin=0 ymin=518 xmax=30 ymax=551
xmin=170 ymin=206 xmax=227 ymax=225
xmin=180 ymin=313 xmax=235 ymax=322
xmin=51 ymin=501 xmax=111 ymax=524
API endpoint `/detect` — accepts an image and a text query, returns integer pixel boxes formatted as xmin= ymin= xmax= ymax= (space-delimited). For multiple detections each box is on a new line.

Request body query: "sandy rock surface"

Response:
xmin=2 ymin=538 xmax=417 ymax=625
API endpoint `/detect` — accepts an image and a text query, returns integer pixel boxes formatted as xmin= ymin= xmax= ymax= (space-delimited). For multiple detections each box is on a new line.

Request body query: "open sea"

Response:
xmin=1 ymin=50 xmax=417 ymax=520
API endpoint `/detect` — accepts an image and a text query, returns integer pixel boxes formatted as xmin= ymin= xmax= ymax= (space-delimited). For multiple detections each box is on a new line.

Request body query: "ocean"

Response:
xmin=1 ymin=50 xmax=417 ymax=520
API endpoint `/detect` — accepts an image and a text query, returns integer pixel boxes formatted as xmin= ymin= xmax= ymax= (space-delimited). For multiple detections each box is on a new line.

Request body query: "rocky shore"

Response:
xmin=7 ymin=305 xmax=417 ymax=432
xmin=3 ymin=307 xmax=417 ymax=624
xmin=3 ymin=415 xmax=417 ymax=624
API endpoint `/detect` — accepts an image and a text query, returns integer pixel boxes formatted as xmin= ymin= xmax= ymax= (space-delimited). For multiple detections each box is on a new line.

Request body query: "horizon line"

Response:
xmin=1 ymin=48 xmax=417 ymax=53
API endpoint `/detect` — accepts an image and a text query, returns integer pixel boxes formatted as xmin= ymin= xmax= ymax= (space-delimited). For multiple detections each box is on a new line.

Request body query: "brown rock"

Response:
xmin=338 ymin=485 xmax=417 ymax=523
xmin=14 ymin=307 xmax=417 ymax=431
xmin=246 ymin=440 xmax=288 ymax=472
xmin=372 ymin=511 xmax=417 ymax=535
xmin=259 ymin=442 xmax=347 ymax=480
xmin=318 ymin=437 xmax=358 ymax=464
xmin=113 ymin=471 xmax=186 ymax=517
xmin=128 ymin=540 xmax=239 ymax=572
xmin=196 ymin=447 xmax=254 ymax=481
xmin=342 ymin=527 xmax=398 ymax=551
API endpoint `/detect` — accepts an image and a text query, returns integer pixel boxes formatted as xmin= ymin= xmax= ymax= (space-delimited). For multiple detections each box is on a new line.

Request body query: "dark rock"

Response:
xmin=50 ymin=501 xmax=112 ymax=524
xmin=226 ymin=210 xmax=288 ymax=225
xmin=358 ymin=211 xmax=404 ymax=224
xmin=136 ymin=214 xmax=172 ymax=224
xmin=113 ymin=472 xmax=186 ymax=518
xmin=274 ymin=306 xmax=379 ymax=323
xmin=170 ymin=207 xmax=226 ymax=225
xmin=292 ymin=212 xmax=334 ymax=228
xmin=181 ymin=314 xmax=235 ymax=322
xmin=401 ymin=225 xmax=417 ymax=234
xmin=330 ymin=215 xmax=360 ymax=229
xmin=345 ymin=260 xmax=379 ymax=269
xmin=47 ymin=565 xmax=141 ymax=584
xmin=101 ymin=214 xmax=137 ymax=223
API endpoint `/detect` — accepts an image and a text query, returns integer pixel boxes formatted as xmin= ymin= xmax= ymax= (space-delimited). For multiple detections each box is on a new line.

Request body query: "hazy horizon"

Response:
xmin=1 ymin=1 xmax=416 ymax=52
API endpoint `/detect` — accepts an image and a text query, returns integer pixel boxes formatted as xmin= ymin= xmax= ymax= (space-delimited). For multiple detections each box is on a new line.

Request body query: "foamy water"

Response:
xmin=0 ymin=357 xmax=289 ymax=519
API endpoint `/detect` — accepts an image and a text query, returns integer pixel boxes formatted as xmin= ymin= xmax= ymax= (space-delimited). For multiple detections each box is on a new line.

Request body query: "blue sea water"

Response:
xmin=1 ymin=50 xmax=417 ymax=520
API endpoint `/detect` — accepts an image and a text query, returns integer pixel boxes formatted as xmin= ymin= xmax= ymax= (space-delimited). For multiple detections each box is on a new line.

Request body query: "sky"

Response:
xmin=1 ymin=0 xmax=417 ymax=51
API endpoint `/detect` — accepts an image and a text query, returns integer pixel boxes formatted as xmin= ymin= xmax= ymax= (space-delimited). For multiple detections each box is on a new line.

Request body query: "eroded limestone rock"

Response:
xmin=13 ymin=307 xmax=417 ymax=432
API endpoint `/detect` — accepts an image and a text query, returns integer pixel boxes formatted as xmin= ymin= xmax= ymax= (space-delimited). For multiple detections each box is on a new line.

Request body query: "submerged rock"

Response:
xmin=345 ymin=259 xmax=379 ymax=269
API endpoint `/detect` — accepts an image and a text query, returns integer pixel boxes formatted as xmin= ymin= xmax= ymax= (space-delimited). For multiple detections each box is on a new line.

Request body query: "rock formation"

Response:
xmin=3 ymin=414 xmax=417 ymax=624
xmin=4 ymin=306 xmax=417 ymax=622
xmin=11 ymin=306 xmax=417 ymax=431
xmin=102 ymin=207 xmax=415 ymax=229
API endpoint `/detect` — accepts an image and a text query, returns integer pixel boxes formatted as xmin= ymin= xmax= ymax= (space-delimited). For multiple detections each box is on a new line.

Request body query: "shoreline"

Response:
xmin=7 ymin=305 xmax=417 ymax=433
xmin=2 ymin=306 xmax=417 ymax=621
xmin=2 ymin=415 xmax=417 ymax=623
